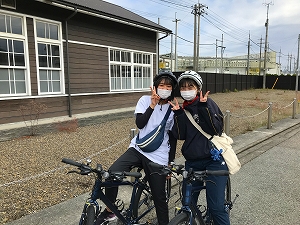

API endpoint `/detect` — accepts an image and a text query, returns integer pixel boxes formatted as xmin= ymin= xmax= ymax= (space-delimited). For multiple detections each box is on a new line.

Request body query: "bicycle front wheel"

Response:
xmin=132 ymin=178 xmax=171 ymax=219
xmin=84 ymin=205 xmax=96 ymax=225
xmin=132 ymin=183 xmax=154 ymax=219
xmin=168 ymin=212 xmax=197 ymax=225
xmin=225 ymin=176 xmax=232 ymax=215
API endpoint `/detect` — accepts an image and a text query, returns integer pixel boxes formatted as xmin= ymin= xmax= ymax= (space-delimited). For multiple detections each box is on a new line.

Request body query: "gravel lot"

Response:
xmin=0 ymin=88 xmax=298 ymax=224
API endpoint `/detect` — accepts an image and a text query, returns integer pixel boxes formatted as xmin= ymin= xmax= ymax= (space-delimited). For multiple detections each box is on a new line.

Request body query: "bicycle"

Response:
xmin=150 ymin=162 xmax=238 ymax=225
xmin=61 ymin=158 xmax=171 ymax=225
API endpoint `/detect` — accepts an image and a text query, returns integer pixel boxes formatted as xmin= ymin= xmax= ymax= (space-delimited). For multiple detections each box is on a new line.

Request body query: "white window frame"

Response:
xmin=34 ymin=18 xmax=64 ymax=95
xmin=0 ymin=11 xmax=30 ymax=97
xmin=109 ymin=48 xmax=153 ymax=92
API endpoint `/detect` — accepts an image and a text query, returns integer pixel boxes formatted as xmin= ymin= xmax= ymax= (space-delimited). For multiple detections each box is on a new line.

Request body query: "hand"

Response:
xmin=200 ymin=91 xmax=210 ymax=102
xmin=168 ymin=97 xmax=180 ymax=111
xmin=150 ymin=86 xmax=160 ymax=109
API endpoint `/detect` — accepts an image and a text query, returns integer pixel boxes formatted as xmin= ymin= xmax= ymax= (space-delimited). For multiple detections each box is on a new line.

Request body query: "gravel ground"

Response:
xmin=0 ymin=89 xmax=298 ymax=224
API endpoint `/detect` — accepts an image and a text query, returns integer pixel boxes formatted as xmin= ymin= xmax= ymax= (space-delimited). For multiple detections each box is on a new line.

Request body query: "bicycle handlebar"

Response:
xmin=149 ymin=162 xmax=229 ymax=178
xmin=197 ymin=170 xmax=229 ymax=176
xmin=62 ymin=158 xmax=142 ymax=179
xmin=62 ymin=158 xmax=83 ymax=167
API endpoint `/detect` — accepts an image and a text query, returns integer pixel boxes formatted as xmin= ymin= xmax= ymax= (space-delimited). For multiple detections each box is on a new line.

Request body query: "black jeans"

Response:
xmin=104 ymin=147 xmax=169 ymax=225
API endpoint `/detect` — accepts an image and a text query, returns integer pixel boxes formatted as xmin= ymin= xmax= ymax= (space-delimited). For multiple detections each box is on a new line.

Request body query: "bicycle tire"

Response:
xmin=168 ymin=212 xmax=197 ymax=225
xmin=132 ymin=178 xmax=171 ymax=219
xmin=166 ymin=177 xmax=171 ymax=200
xmin=225 ymin=176 xmax=231 ymax=216
xmin=84 ymin=205 xmax=96 ymax=225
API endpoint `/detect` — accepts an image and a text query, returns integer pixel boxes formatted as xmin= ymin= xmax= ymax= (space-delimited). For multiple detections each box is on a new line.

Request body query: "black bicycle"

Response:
xmin=150 ymin=162 xmax=238 ymax=225
xmin=61 ymin=158 xmax=171 ymax=225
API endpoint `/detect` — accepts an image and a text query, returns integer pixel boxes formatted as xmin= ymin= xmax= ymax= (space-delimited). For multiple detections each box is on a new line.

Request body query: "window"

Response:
xmin=110 ymin=49 xmax=152 ymax=91
xmin=35 ymin=19 xmax=64 ymax=94
xmin=0 ymin=13 xmax=27 ymax=96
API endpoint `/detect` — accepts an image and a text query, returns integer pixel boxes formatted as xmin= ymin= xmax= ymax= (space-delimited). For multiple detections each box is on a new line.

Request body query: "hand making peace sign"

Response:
xmin=150 ymin=86 xmax=160 ymax=109
xmin=200 ymin=91 xmax=210 ymax=102
xmin=168 ymin=97 xmax=180 ymax=111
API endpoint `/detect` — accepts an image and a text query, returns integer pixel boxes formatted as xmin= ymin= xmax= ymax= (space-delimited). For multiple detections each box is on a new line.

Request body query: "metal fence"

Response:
xmin=224 ymin=98 xmax=298 ymax=135
xmin=172 ymin=72 xmax=299 ymax=94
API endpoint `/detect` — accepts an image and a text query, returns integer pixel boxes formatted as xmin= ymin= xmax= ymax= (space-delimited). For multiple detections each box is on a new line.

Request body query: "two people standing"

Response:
xmin=96 ymin=70 xmax=230 ymax=225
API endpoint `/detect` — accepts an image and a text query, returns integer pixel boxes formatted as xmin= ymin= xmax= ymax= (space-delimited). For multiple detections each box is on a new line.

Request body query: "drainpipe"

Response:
xmin=157 ymin=32 xmax=170 ymax=73
xmin=65 ymin=8 xmax=77 ymax=117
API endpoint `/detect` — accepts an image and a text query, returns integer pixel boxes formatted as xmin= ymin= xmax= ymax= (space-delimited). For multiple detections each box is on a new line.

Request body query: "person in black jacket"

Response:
xmin=169 ymin=70 xmax=230 ymax=225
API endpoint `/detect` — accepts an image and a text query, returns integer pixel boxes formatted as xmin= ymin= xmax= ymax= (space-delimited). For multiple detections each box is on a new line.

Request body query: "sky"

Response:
xmin=104 ymin=0 xmax=300 ymax=72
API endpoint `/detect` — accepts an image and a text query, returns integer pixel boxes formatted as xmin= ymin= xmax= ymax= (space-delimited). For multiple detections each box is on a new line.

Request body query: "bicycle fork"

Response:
xmin=174 ymin=183 xmax=203 ymax=225
xmin=79 ymin=180 xmax=102 ymax=225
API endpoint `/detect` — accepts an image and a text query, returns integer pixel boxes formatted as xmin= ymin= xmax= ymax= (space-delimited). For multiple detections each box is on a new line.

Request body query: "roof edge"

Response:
xmin=37 ymin=0 xmax=172 ymax=34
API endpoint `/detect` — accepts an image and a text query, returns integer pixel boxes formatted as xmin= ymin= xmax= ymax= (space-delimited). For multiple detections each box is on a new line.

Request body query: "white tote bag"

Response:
xmin=185 ymin=110 xmax=241 ymax=174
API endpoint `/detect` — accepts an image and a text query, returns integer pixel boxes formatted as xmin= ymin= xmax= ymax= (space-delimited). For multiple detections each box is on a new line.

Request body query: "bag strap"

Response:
xmin=137 ymin=105 xmax=172 ymax=139
xmin=184 ymin=109 xmax=212 ymax=140
xmin=163 ymin=105 xmax=172 ymax=122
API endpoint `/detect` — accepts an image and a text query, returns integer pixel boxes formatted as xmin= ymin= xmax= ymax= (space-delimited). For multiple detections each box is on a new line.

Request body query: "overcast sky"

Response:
xmin=105 ymin=0 xmax=300 ymax=71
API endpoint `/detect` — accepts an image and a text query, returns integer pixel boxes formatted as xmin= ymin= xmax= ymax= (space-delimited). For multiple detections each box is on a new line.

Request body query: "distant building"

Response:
xmin=160 ymin=51 xmax=281 ymax=75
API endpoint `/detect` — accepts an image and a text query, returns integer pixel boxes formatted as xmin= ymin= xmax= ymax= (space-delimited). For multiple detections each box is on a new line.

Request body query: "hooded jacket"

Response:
xmin=172 ymin=96 xmax=224 ymax=160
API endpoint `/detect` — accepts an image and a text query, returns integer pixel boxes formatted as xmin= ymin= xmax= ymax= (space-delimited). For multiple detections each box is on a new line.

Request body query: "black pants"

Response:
xmin=105 ymin=147 xmax=169 ymax=225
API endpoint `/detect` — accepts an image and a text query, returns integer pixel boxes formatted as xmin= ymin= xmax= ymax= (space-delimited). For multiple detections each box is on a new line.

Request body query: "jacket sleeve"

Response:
xmin=171 ymin=108 xmax=187 ymax=140
xmin=135 ymin=106 xmax=153 ymax=129
xmin=197 ymin=98 xmax=224 ymax=136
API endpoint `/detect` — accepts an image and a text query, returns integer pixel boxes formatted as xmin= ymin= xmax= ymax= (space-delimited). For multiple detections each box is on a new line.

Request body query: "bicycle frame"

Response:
xmin=172 ymin=171 xmax=232 ymax=225
xmin=80 ymin=174 xmax=154 ymax=225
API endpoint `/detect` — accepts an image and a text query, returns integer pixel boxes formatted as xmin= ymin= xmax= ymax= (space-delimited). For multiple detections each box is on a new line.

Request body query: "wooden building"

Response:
xmin=0 ymin=0 xmax=171 ymax=125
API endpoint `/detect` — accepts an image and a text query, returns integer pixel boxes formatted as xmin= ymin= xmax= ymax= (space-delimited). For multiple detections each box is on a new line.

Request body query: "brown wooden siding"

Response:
xmin=0 ymin=91 xmax=150 ymax=124
xmin=70 ymin=92 xmax=145 ymax=114
xmin=0 ymin=97 xmax=68 ymax=124
xmin=67 ymin=43 xmax=109 ymax=93
xmin=66 ymin=13 xmax=156 ymax=53
xmin=27 ymin=17 xmax=38 ymax=96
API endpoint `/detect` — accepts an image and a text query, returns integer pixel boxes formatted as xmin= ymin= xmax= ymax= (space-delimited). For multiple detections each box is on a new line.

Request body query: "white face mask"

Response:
xmin=180 ymin=90 xmax=197 ymax=101
xmin=157 ymin=88 xmax=172 ymax=99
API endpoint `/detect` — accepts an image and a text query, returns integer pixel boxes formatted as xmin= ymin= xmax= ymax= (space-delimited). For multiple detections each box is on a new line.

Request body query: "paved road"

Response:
xmin=5 ymin=116 xmax=300 ymax=225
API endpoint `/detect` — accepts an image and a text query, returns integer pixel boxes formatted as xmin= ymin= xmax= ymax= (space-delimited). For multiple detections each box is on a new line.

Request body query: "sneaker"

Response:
xmin=95 ymin=209 xmax=117 ymax=225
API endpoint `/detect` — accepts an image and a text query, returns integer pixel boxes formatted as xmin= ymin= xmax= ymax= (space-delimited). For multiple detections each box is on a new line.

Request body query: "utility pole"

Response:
xmin=170 ymin=34 xmax=173 ymax=71
xmin=263 ymin=1 xmax=273 ymax=89
xmin=220 ymin=34 xmax=225 ymax=74
xmin=173 ymin=13 xmax=180 ymax=71
xmin=290 ymin=54 xmax=293 ymax=74
xmin=278 ymin=48 xmax=281 ymax=74
xmin=287 ymin=53 xmax=290 ymax=74
xmin=215 ymin=37 xmax=225 ymax=74
xmin=296 ymin=34 xmax=300 ymax=98
xmin=193 ymin=4 xmax=197 ymax=71
xmin=258 ymin=37 xmax=263 ymax=75
xmin=196 ymin=3 xmax=200 ymax=72
xmin=192 ymin=3 xmax=207 ymax=72
xmin=215 ymin=39 xmax=218 ymax=73
xmin=247 ymin=32 xmax=250 ymax=75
